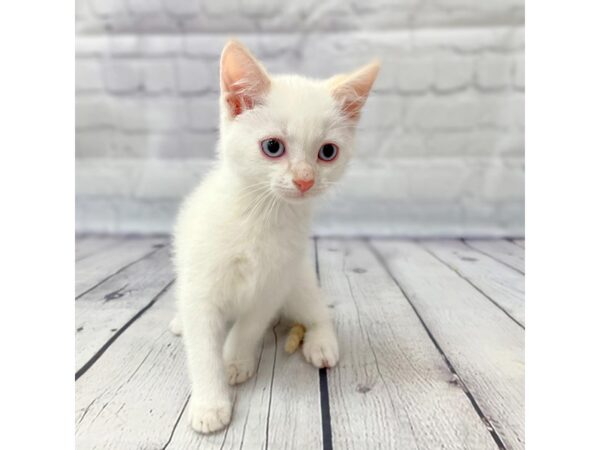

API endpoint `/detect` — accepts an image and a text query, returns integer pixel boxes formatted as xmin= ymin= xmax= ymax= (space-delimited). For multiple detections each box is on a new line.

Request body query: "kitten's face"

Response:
xmin=218 ymin=41 xmax=379 ymax=203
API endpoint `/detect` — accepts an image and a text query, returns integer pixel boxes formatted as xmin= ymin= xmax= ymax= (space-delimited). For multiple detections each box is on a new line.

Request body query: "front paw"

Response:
xmin=189 ymin=398 xmax=232 ymax=434
xmin=302 ymin=327 xmax=339 ymax=369
xmin=225 ymin=358 xmax=257 ymax=385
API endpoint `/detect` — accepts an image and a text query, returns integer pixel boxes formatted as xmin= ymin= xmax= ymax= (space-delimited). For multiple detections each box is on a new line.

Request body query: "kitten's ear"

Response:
xmin=220 ymin=40 xmax=271 ymax=118
xmin=329 ymin=60 xmax=380 ymax=120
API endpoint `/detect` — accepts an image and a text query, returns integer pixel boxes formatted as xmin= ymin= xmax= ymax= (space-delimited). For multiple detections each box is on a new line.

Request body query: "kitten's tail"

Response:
xmin=284 ymin=323 xmax=306 ymax=354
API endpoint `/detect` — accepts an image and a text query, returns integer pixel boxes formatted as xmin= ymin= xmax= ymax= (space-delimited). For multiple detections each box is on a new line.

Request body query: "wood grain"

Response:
xmin=372 ymin=239 xmax=524 ymax=450
xmin=421 ymin=239 xmax=525 ymax=327
xmin=76 ymin=236 xmax=166 ymax=297
xmin=75 ymin=236 xmax=525 ymax=449
xmin=166 ymin=325 xmax=323 ymax=449
xmin=465 ymin=239 xmax=525 ymax=274
xmin=76 ymin=287 xmax=190 ymax=450
xmin=318 ymin=239 xmax=497 ymax=450
xmin=75 ymin=246 xmax=173 ymax=374
xmin=75 ymin=235 xmax=121 ymax=262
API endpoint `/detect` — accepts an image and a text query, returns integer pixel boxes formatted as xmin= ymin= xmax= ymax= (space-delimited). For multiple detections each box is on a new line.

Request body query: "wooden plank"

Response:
xmin=77 ymin=301 xmax=321 ymax=447
xmin=264 ymin=325 xmax=322 ymax=449
xmin=166 ymin=325 xmax=322 ymax=449
xmin=421 ymin=239 xmax=525 ymax=327
xmin=318 ymin=239 xmax=497 ymax=449
xmin=75 ymin=235 xmax=122 ymax=262
xmin=75 ymin=246 xmax=174 ymax=374
xmin=372 ymin=240 xmax=525 ymax=450
xmin=75 ymin=287 xmax=190 ymax=450
xmin=465 ymin=239 xmax=525 ymax=274
xmin=75 ymin=236 xmax=167 ymax=297
xmin=165 ymin=328 xmax=277 ymax=449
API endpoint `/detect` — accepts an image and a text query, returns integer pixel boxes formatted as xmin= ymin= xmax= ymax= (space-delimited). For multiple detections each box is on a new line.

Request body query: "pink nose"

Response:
xmin=293 ymin=178 xmax=315 ymax=193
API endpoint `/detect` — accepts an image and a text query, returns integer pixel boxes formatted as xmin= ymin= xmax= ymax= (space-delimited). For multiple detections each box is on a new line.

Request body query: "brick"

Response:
xmin=360 ymin=96 xmax=403 ymax=130
xmin=175 ymin=58 xmax=211 ymax=93
xmin=475 ymin=55 xmax=513 ymax=90
xmin=142 ymin=60 xmax=176 ymax=93
xmin=140 ymin=36 xmax=183 ymax=56
xmin=184 ymin=35 xmax=229 ymax=57
xmin=372 ymin=62 xmax=396 ymax=92
xmin=76 ymin=97 xmax=114 ymax=129
xmin=351 ymin=0 xmax=420 ymax=11
xmin=187 ymin=97 xmax=220 ymax=132
xmin=240 ymin=0 xmax=282 ymax=17
xmin=405 ymin=160 xmax=472 ymax=201
xmin=425 ymin=130 xmax=524 ymax=157
xmin=419 ymin=27 xmax=524 ymax=54
xmin=394 ymin=58 xmax=433 ymax=93
xmin=433 ymin=56 xmax=473 ymax=92
xmin=76 ymin=36 xmax=109 ymax=57
xmin=89 ymin=0 xmax=126 ymax=17
xmin=76 ymin=130 xmax=114 ymax=158
xmin=125 ymin=0 xmax=163 ymax=15
xmin=76 ymin=59 xmax=104 ymax=91
xmin=355 ymin=128 xmax=425 ymax=158
xmin=514 ymin=55 xmax=525 ymax=89
xmin=75 ymin=0 xmax=92 ymax=21
xmin=204 ymin=0 xmax=242 ymax=16
xmin=404 ymin=97 xmax=480 ymax=131
xmin=119 ymin=133 xmax=184 ymax=158
xmin=476 ymin=162 xmax=524 ymax=201
xmin=103 ymin=60 xmax=141 ymax=93
xmin=477 ymin=95 xmax=523 ymax=129
xmin=108 ymin=35 xmax=140 ymax=56
xmin=164 ymin=0 xmax=201 ymax=16
xmin=181 ymin=132 xmax=219 ymax=158
xmin=115 ymin=98 xmax=187 ymax=132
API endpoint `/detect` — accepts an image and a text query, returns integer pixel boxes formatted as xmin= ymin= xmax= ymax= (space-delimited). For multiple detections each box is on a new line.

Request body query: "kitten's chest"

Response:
xmin=227 ymin=228 xmax=304 ymax=294
xmin=235 ymin=229 xmax=302 ymax=275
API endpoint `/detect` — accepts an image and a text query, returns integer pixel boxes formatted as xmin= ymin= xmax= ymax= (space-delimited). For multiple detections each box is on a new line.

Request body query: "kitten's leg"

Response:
xmin=223 ymin=306 xmax=278 ymax=385
xmin=282 ymin=268 xmax=339 ymax=369
xmin=181 ymin=298 xmax=232 ymax=434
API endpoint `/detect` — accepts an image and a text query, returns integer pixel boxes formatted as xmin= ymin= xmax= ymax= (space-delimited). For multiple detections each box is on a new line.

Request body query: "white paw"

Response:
xmin=169 ymin=316 xmax=182 ymax=336
xmin=226 ymin=358 xmax=257 ymax=385
xmin=189 ymin=400 xmax=232 ymax=434
xmin=302 ymin=328 xmax=339 ymax=369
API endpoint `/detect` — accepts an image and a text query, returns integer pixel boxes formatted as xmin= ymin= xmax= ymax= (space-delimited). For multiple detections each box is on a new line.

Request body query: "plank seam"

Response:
xmin=367 ymin=239 xmax=508 ymax=450
xmin=162 ymin=394 xmax=190 ymax=450
xmin=508 ymin=238 xmax=525 ymax=249
xmin=75 ymin=242 xmax=166 ymax=299
xmin=264 ymin=323 xmax=278 ymax=450
xmin=75 ymin=278 xmax=175 ymax=380
xmin=314 ymin=238 xmax=334 ymax=450
xmin=462 ymin=239 xmax=525 ymax=275
xmin=419 ymin=242 xmax=524 ymax=329
xmin=237 ymin=338 xmax=266 ymax=450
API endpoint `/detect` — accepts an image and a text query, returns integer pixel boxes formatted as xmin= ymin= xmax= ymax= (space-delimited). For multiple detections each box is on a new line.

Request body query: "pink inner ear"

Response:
xmin=227 ymin=93 xmax=255 ymax=117
xmin=341 ymin=97 xmax=364 ymax=120
xmin=220 ymin=42 xmax=270 ymax=118
xmin=331 ymin=61 xmax=380 ymax=121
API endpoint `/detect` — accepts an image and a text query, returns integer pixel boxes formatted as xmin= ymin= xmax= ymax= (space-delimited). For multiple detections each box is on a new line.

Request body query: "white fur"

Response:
xmin=172 ymin=41 xmax=378 ymax=434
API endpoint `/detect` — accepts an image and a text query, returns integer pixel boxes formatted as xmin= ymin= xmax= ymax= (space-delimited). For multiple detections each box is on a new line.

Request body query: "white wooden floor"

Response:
xmin=75 ymin=236 xmax=525 ymax=450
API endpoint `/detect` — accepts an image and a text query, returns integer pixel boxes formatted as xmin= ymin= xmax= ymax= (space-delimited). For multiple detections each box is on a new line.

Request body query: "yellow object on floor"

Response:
xmin=284 ymin=323 xmax=306 ymax=353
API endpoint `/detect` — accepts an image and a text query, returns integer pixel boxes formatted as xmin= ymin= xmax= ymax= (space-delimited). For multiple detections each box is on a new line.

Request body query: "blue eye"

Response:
xmin=318 ymin=143 xmax=338 ymax=162
xmin=260 ymin=138 xmax=285 ymax=158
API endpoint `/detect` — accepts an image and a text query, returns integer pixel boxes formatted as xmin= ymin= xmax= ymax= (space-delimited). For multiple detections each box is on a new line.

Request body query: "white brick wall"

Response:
xmin=75 ymin=0 xmax=524 ymax=236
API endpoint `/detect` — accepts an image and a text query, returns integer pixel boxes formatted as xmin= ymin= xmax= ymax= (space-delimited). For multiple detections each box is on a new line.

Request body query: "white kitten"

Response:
xmin=171 ymin=40 xmax=379 ymax=434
